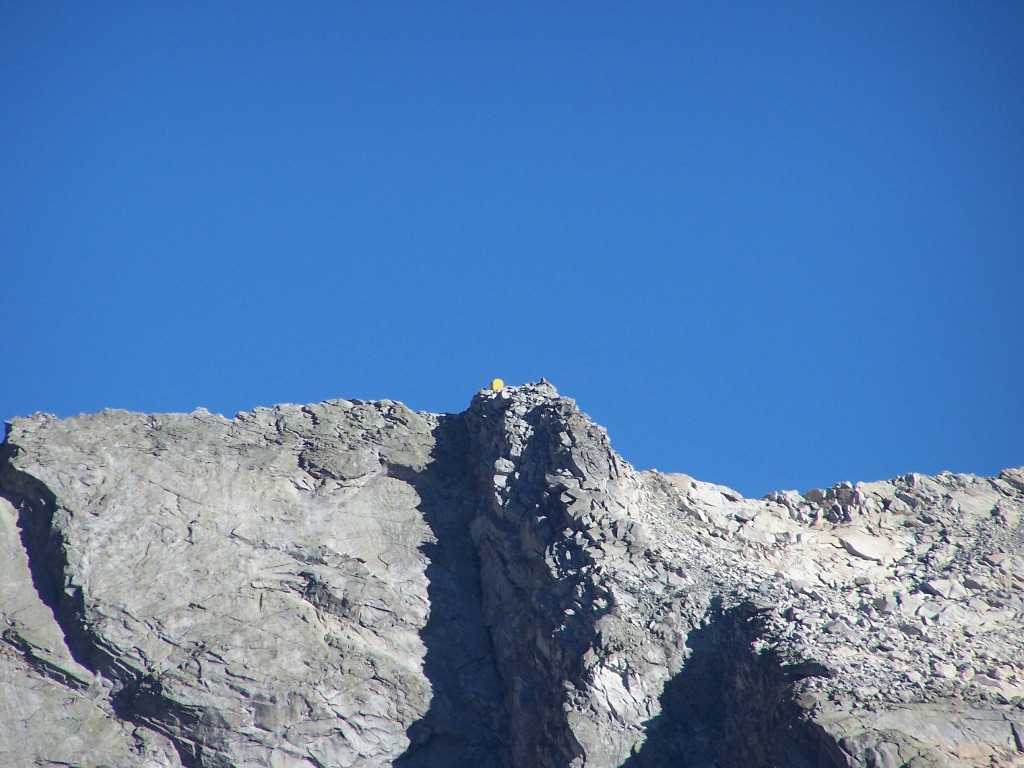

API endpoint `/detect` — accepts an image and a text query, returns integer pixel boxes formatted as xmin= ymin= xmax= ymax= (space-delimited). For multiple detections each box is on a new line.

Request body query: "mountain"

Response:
xmin=1 ymin=381 xmax=1022 ymax=768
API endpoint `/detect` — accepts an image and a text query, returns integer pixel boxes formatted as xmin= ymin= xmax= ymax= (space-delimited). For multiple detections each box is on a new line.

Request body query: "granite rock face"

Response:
xmin=1 ymin=382 xmax=1022 ymax=768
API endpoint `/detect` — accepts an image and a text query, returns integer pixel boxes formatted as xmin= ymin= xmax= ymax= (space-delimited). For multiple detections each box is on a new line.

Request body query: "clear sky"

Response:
xmin=2 ymin=3 xmax=1022 ymax=498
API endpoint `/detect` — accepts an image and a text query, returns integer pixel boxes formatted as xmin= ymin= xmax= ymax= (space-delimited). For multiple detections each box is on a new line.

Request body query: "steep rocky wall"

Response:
xmin=0 ymin=400 xmax=505 ymax=767
xmin=1 ymin=383 xmax=1022 ymax=767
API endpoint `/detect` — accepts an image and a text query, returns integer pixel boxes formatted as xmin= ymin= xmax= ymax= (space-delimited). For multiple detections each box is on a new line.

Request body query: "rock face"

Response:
xmin=1 ymin=382 xmax=1022 ymax=768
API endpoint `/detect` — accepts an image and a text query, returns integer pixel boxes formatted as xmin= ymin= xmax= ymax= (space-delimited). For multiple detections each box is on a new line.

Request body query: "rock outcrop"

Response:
xmin=1 ymin=382 xmax=1022 ymax=767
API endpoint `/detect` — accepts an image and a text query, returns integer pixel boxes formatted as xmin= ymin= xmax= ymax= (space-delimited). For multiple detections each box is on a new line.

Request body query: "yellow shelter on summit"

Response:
xmin=489 ymin=378 xmax=504 ymax=391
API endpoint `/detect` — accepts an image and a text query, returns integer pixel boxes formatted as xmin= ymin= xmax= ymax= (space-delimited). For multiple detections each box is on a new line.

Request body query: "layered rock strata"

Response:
xmin=1 ymin=382 xmax=1022 ymax=767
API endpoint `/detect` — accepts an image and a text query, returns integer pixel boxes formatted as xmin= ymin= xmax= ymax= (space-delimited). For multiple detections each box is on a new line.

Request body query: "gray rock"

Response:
xmin=923 ymin=578 xmax=969 ymax=600
xmin=1 ymin=382 xmax=1022 ymax=767
xmin=840 ymin=532 xmax=896 ymax=562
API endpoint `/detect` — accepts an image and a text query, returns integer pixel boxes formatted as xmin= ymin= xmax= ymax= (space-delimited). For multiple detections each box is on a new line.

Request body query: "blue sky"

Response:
xmin=2 ymin=3 xmax=1022 ymax=498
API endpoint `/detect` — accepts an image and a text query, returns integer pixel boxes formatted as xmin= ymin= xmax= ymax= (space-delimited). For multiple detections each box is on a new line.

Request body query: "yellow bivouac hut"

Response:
xmin=489 ymin=378 xmax=504 ymax=391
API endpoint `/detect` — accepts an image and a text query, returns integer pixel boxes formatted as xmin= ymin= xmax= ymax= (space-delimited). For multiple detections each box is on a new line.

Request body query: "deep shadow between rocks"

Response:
xmin=621 ymin=598 xmax=818 ymax=768
xmin=391 ymin=414 xmax=510 ymax=767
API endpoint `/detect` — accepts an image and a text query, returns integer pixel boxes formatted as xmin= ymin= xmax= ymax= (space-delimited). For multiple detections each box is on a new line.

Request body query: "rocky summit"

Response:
xmin=1 ymin=382 xmax=1023 ymax=768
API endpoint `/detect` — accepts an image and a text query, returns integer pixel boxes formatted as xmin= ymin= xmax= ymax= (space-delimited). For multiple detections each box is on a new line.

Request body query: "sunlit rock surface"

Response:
xmin=2 ymin=383 xmax=1022 ymax=767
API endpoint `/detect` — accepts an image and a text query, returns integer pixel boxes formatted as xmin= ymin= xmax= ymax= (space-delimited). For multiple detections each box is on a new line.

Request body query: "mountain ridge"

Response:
xmin=2 ymin=381 xmax=1022 ymax=767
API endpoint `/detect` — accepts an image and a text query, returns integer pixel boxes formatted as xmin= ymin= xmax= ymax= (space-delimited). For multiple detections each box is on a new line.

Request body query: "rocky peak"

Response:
xmin=1 ymin=383 xmax=1022 ymax=767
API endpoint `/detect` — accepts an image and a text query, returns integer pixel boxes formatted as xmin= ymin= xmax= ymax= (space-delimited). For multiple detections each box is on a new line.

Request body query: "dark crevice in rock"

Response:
xmin=0 ymin=626 xmax=92 ymax=691
xmin=623 ymin=598 xmax=818 ymax=768
xmin=0 ymin=442 xmax=70 ymax=648
xmin=391 ymin=413 xmax=511 ymax=767
xmin=0 ymin=440 xmax=209 ymax=768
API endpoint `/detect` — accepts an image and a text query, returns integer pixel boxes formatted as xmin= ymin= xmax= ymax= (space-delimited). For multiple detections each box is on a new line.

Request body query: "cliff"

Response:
xmin=1 ymin=382 xmax=1022 ymax=767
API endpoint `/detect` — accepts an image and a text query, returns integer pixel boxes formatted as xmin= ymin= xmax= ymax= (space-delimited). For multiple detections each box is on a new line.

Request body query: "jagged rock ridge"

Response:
xmin=1 ymin=382 xmax=1022 ymax=767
